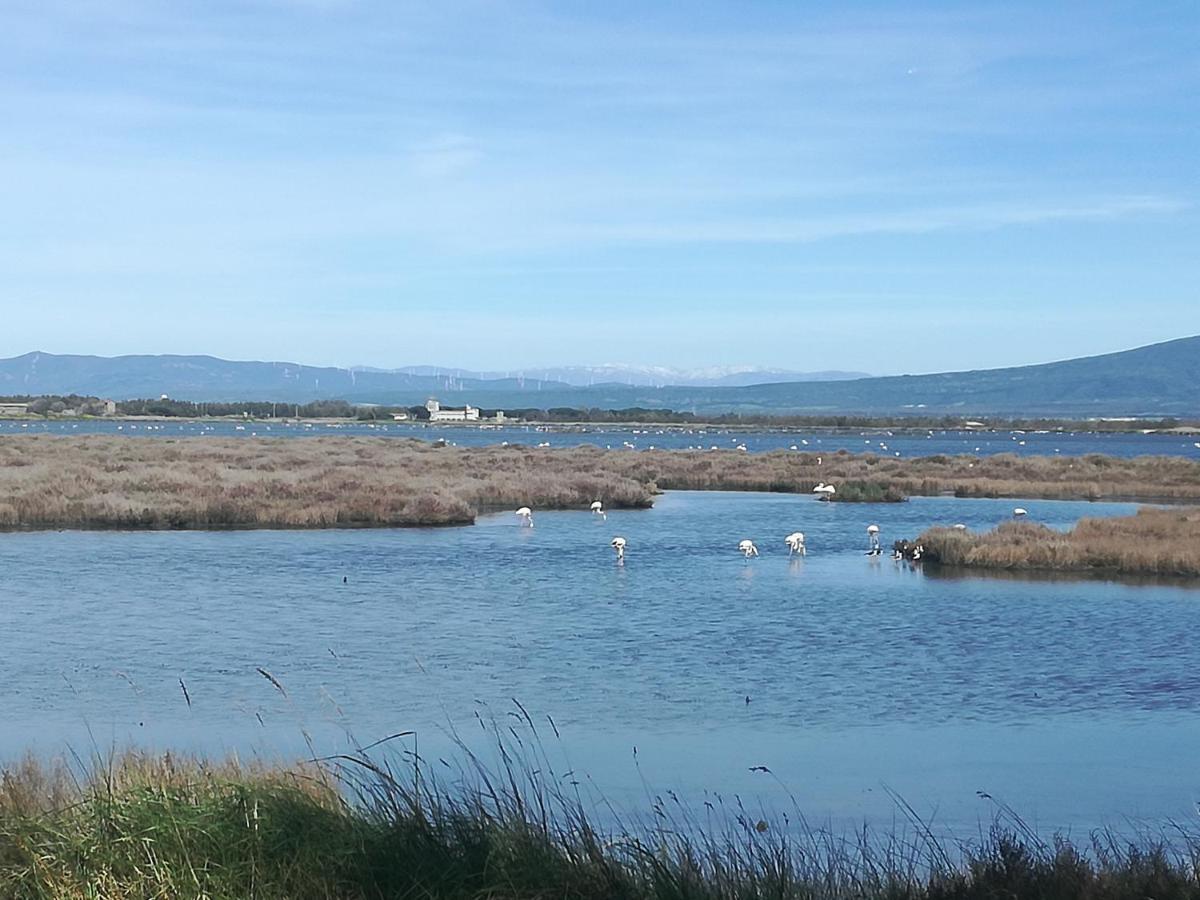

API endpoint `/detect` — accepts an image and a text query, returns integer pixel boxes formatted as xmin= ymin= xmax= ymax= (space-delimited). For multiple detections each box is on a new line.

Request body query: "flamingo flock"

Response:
xmin=507 ymin=493 xmax=1034 ymax=564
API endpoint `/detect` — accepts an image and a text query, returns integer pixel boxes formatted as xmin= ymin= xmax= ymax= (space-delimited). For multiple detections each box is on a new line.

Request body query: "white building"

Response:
xmin=425 ymin=398 xmax=480 ymax=422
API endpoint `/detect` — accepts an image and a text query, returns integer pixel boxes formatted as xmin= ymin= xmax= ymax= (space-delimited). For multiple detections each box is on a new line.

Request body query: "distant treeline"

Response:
xmin=2 ymin=394 xmax=1196 ymax=432
xmin=0 ymin=394 xmax=111 ymax=415
xmin=111 ymin=398 xmax=418 ymax=419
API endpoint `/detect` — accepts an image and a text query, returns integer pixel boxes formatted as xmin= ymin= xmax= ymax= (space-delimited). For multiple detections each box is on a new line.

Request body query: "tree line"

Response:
xmin=1 ymin=394 xmax=1193 ymax=432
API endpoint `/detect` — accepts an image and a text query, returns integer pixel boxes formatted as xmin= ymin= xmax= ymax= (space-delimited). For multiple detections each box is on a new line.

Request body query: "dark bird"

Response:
xmin=749 ymin=765 xmax=771 ymax=773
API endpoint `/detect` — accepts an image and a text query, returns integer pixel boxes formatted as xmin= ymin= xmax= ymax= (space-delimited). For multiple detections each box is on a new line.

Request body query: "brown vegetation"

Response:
xmin=0 ymin=436 xmax=653 ymax=529
xmin=916 ymin=507 xmax=1200 ymax=577
xmin=2 ymin=435 xmax=1200 ymax=530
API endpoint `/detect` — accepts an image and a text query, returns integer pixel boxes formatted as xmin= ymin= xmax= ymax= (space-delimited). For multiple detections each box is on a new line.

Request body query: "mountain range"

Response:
xmin=1 ymin=336 xmax=1197 ymax=417
xmin=368 ymin=364 xmax=869 ymax=388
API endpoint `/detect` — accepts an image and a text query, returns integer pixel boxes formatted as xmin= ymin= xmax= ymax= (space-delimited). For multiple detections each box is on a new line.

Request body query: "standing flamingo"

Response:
xmin=866 ymin=524 xmax=882 ymax=555
xmin=784 ymin=532 xmax=806 ymax=556
xmin=515 ymin=507 xmax=533 ymax=527
xmin=738 ymin=539 xmax=759 ymax=558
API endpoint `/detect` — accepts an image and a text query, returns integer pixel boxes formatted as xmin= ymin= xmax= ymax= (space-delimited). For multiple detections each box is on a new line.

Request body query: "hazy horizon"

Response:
xmin=3 ymin=2 xmax=1196 ymax=374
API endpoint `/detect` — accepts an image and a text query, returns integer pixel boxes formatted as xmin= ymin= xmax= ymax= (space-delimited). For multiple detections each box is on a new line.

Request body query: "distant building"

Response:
xmin=425 ymin=398 xmax=480 ymax=422
xmin=104 ymin=400 xmax=117 ymax=416
xmin=392 ymin=412 xmax=410 ymax=421
xmin=0 ymin=402 xmax=28 ymax=416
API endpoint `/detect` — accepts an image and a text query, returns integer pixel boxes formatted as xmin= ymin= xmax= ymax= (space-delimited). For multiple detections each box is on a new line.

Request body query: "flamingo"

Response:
xmin=866 ymin=524 xmax=882 ymax=555
xmin=812 ymin=483 xmax=836 ymax=500
xmin=784 ymin=532 xmax=806 ymax=556
xmin=738 ymin=539 xmax=759 ymax=558
xmin=1013 ymin=508 xmax=1028 ymax=518
xmin=952 ymin=523 xmax=968 ymax=530
xmin=611 ymin=536 xmax=626 ymax=560
xmin=590 ymin=500 xmax=606 ymax=519
xmin=515 ymin=506 xmax=533 ymax=527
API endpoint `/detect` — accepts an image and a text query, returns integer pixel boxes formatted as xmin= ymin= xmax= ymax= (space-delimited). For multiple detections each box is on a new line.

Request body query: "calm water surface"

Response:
xmin=4 ymin=417 xmax=1200 ymax=459
xmin=2 ymin=492 xmax=1198 ymax=834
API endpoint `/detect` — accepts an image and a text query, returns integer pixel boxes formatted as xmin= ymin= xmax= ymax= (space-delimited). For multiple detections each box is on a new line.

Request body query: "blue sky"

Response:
xmin=1 ymin=1 xmax=1196 ymax=375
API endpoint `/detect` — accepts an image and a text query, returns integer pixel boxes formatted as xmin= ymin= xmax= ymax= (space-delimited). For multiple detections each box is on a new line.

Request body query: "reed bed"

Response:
xmin=0 ymin=436 xmax=654 ymax=529
xmin=2 ymin=435 xmax=1200 ymax=530
xmin=917 ymin=507 xmax=1200 ymax=577
xmin=2 ymin=738 xmax=1199 ymax=900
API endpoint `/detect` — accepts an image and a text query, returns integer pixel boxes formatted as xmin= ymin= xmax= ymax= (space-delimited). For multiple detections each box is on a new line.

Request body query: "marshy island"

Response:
xmin=3 ymin=434 xmax=1200 ymax=577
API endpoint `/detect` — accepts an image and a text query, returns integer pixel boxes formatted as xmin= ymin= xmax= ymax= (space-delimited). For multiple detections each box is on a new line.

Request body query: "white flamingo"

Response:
xmin=1013 ymin=507 xmax=1028 ymax=518
xmin=784 ymin=532 xmax=806 ymax=556
xmin=611 ymin=536 xmax=626 ymax=560
xmin=738 ymin=539 xmax=759 ymax=558
xmin=515 ymin=506 xmax=533 ymax=527
xmin=866 ymin=524 xmax=882 ymax=555
xmin=812 ymin=483 xmax=836 ymax=500
xmin=590 ymin=500 xmax=607 ymax=520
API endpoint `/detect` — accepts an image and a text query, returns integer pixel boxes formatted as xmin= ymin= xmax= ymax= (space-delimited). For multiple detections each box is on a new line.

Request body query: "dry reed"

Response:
xmin=917 ymin=507 xmax=1200 ymax=577
xmin=2 ymin=435 xmax=1200 ymax=530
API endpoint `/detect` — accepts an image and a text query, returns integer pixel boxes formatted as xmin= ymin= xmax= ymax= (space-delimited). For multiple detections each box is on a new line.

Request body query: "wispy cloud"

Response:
xmin=0 ymin=1 xmax=1196 ymax=369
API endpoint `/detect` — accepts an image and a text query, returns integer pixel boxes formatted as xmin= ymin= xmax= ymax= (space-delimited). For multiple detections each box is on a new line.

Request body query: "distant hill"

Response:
xmin=374 ymin=364 xmax=869 ymax=388
xmin=1 ymin=336 xmax=1197 ymax=417
xmin=0 ymin=352 xmax=570 ymax=403
xmin=352 ymin=336 xmax=1200 ymax=417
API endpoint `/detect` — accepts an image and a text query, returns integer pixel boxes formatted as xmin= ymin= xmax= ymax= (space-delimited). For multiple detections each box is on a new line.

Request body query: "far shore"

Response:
xmin=4 ymin=412 xmax=1200 ymax=434
xmin=2 ymin=435 xmax=1200 ymax=533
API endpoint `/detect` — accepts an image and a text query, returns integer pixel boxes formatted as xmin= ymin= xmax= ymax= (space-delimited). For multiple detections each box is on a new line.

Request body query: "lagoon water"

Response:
xmin=4 ymin=417 xmax=1200 ymax=459
xmin=2 ymin=491 xmax=1199 ymax=835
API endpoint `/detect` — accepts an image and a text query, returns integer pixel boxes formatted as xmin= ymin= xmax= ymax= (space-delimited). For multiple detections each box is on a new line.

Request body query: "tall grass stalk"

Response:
xmin=3 ymin=727 xmax=1200 ymax=899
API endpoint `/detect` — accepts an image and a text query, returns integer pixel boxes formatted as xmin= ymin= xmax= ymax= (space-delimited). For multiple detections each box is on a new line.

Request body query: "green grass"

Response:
xmin=4 ymin=737 xmax=1200 ymax=900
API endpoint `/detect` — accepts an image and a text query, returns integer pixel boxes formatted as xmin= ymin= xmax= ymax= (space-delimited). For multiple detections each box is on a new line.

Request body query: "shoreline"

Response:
xmin=4 ymin=413 xmax=1200 ymax=435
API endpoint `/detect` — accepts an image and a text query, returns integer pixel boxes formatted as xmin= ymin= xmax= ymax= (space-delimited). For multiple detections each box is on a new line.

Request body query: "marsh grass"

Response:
xmin=3 ymin=725 xmax=1200 ymax=900
xmin=917 ymin=507 xmax=1200 ymax=577
xmin=3 ymin=436 xmax=1200 ymax=530
xmin=823 ymin=481 xmax=908 ymax=503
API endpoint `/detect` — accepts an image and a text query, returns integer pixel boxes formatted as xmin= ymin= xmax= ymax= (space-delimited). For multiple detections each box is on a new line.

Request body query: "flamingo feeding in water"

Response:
xmin=784 ymin=532 xmax=806 ymax=556
xmin=738 ymin=540 xmax=759 ymax=558
xmin=515 ymin=507 xmax=533 ymax=527
xmin=866 ymin=524 xmax=882 ymax=555
xmin=590 ymin=500 xmax=607 ymax=519
xmin=812 ymin=483 xmax=836 ymax=500
xmin=611 ymin=536 xmax=626 ymax=560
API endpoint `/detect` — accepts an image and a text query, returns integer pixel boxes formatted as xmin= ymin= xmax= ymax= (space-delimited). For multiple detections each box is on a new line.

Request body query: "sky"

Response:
xmin=1 ymin=1 xmax=1197 ymax=376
